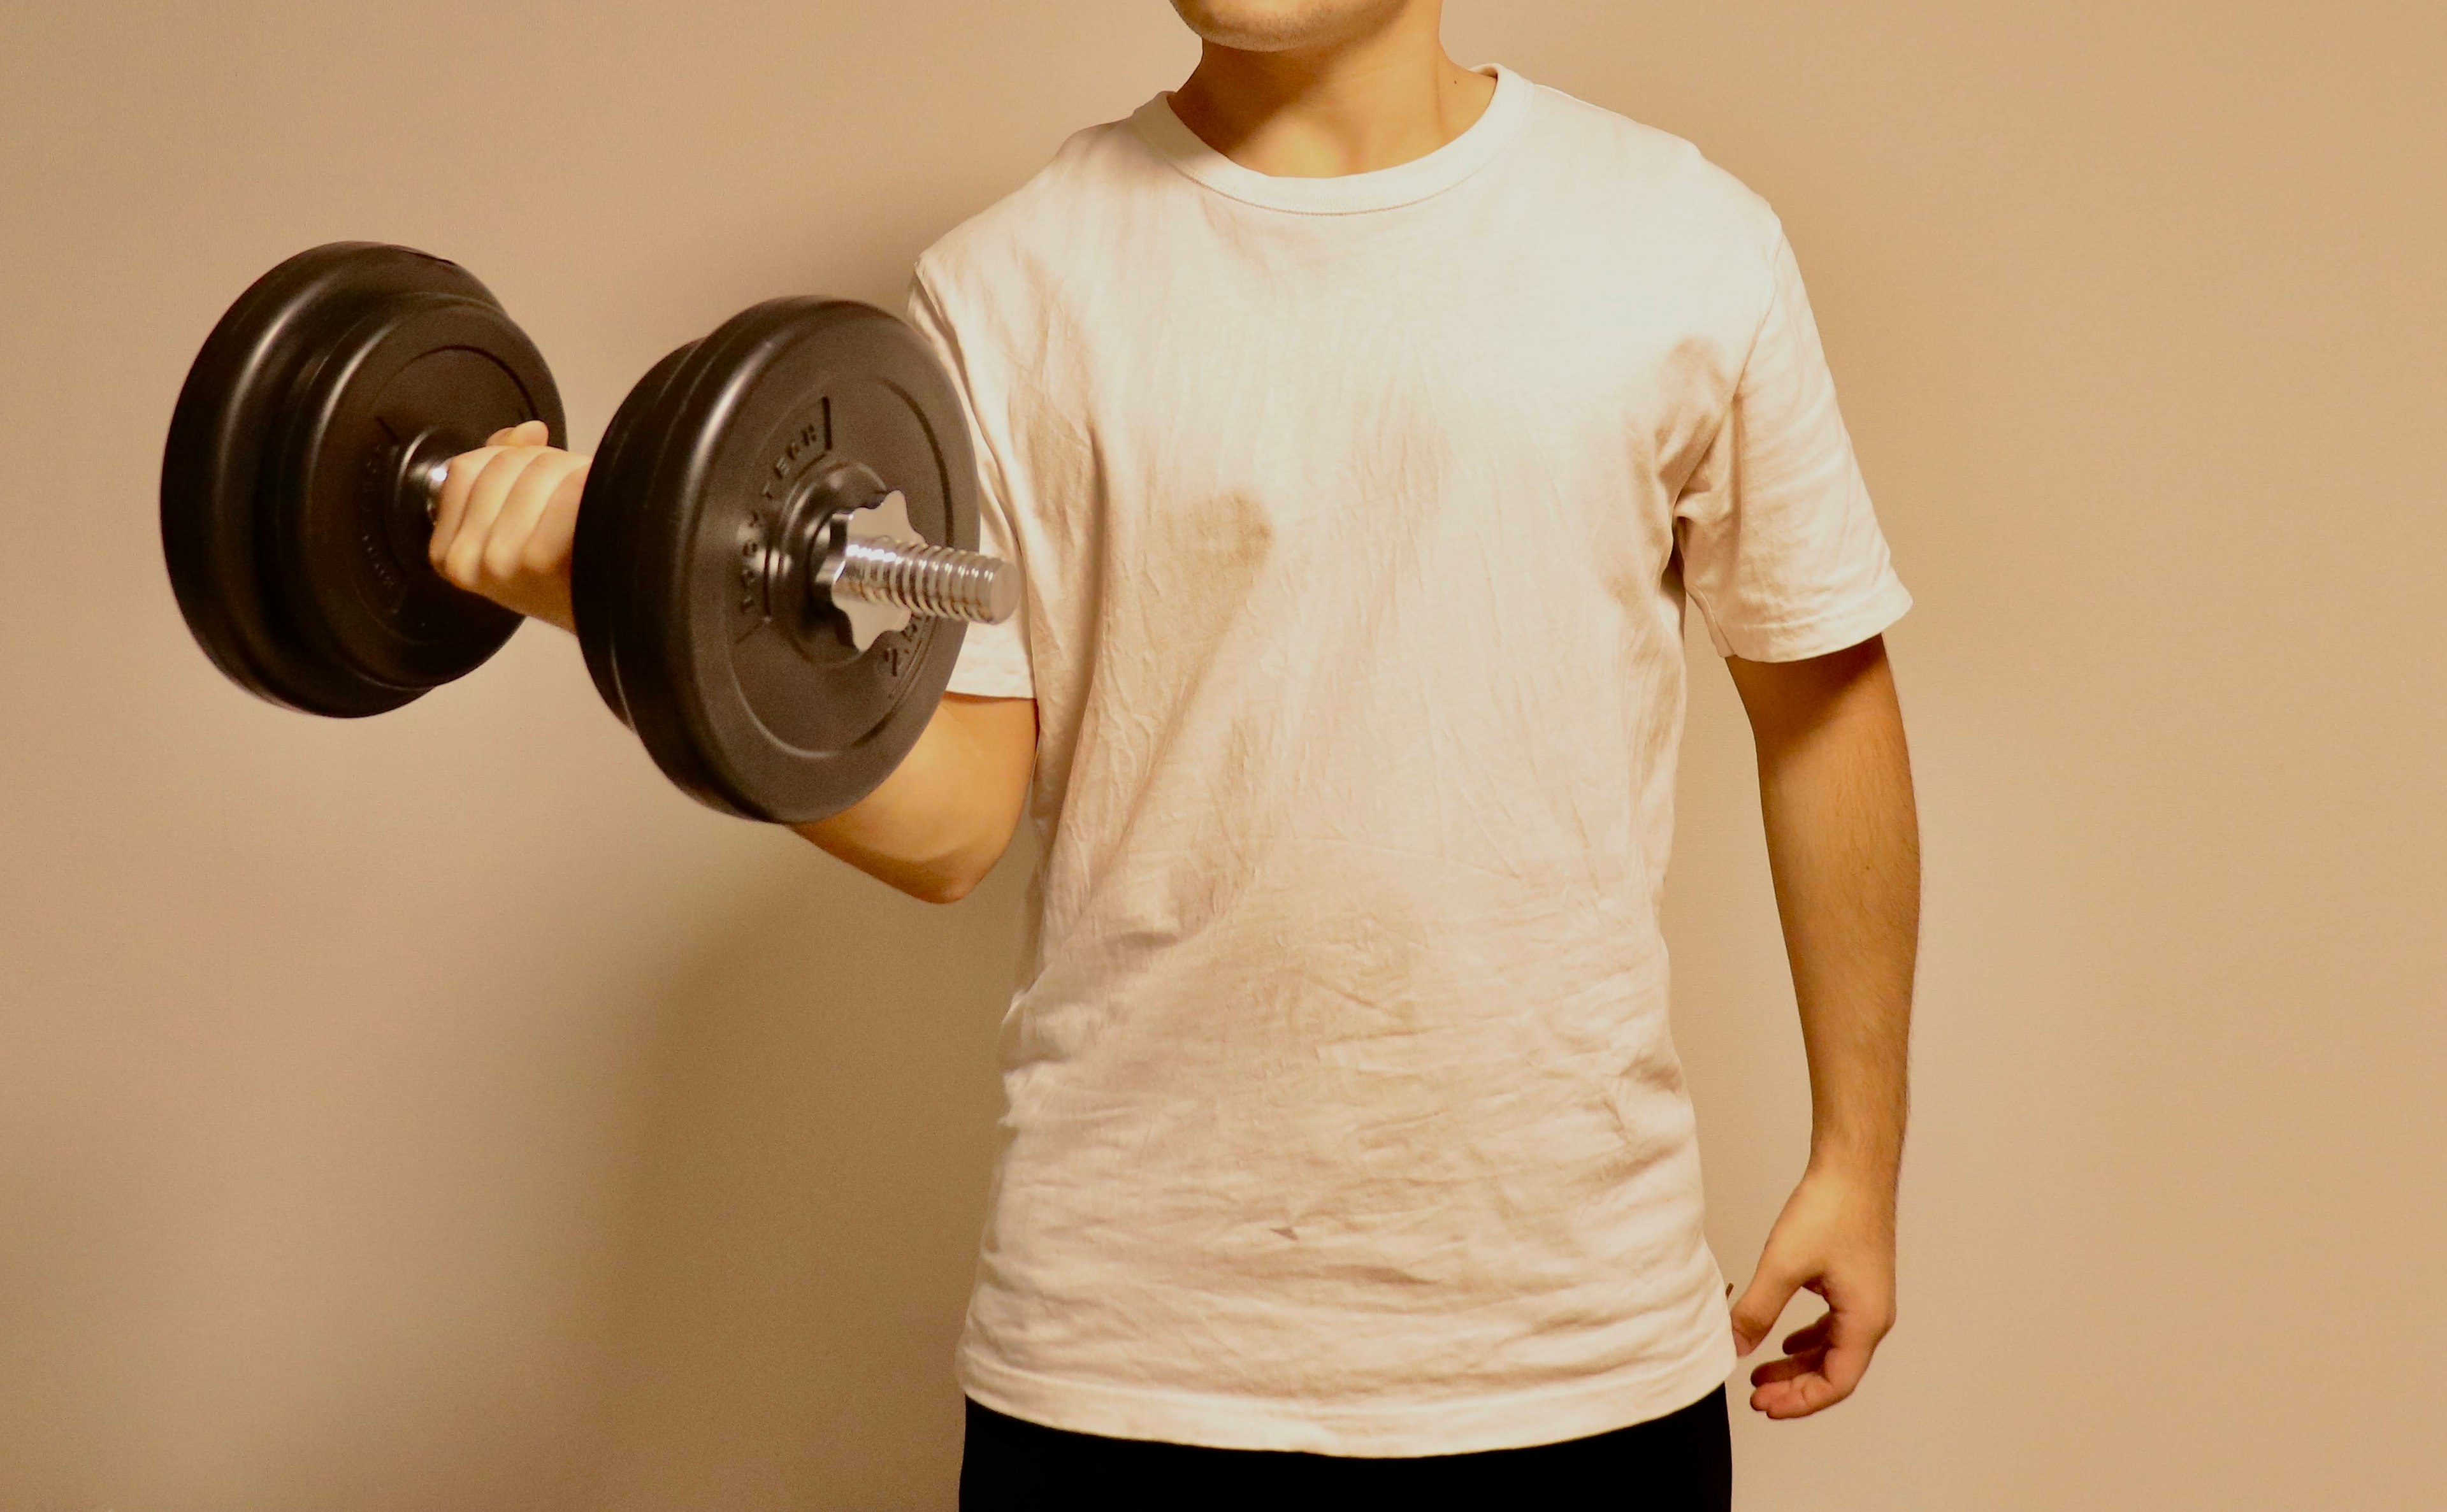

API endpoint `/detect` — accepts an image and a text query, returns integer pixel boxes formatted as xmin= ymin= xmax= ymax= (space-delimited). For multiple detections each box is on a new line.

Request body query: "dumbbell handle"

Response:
xmin=414 ymin=457 xmax=1015 ymax=647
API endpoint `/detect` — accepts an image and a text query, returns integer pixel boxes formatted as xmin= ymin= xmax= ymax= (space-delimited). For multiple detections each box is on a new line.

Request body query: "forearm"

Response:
xmin=1732 ymin=640 xmax=1919 ymax=1184
xmin=794 ymin=693 xmax=1037 ymax=904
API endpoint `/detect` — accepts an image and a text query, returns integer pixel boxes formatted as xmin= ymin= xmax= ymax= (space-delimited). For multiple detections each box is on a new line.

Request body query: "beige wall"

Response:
xmin=1 ymin=3 xmax=2437 ymax=1507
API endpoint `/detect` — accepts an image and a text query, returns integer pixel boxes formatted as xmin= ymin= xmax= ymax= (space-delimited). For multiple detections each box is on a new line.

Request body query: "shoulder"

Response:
xmin=1520 ymin=78 xmax=1784 ymax=259
xmin=913 ymin=114 xmax=1160 ymax=323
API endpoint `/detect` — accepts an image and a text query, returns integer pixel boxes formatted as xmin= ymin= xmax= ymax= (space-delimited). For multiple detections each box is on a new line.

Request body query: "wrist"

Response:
xmin=1802 ymin=1140 xmax=1902 ymax=1193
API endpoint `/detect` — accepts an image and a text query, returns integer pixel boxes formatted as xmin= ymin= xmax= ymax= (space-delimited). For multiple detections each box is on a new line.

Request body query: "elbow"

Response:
xmin=797 ymin=813 xmax=1011 ymax=904
xmin=907 ymin=873 xmax=979 ymax=906
xmin=908 ymin=817 xmax=1022 ymax=904
xmin=902 ymin=853 xmax=995 ymax=905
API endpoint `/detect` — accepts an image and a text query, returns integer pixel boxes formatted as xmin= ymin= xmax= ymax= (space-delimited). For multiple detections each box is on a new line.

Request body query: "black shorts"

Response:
xmin=959 ymin=1385 xmax=1731 ymax=1509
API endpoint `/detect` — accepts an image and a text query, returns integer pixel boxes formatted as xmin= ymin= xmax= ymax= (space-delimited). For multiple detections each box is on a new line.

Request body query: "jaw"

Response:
xmin=1168 ymin=0 xmax=1422 ymax=54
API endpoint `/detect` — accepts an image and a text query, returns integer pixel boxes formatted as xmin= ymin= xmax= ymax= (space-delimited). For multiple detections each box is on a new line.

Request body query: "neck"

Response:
xmin=1169 ymin=9 xmax=1496 ymax=178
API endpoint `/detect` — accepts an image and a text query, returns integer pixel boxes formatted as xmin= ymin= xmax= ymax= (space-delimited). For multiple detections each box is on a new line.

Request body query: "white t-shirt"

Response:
xmin=909 ymin=64 xmax=1909 ymax=1457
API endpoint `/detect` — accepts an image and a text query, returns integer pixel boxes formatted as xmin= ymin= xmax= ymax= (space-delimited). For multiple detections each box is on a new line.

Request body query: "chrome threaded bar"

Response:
xmin=834 ymin=536 xmax=1018 ymax=626
xmin=812 ymin=490 xmax=1019 ymax=652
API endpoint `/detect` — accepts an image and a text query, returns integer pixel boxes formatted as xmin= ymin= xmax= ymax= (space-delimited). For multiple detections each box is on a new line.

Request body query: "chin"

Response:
xmin=1168 ymin=0 xmax=1412 ymax=52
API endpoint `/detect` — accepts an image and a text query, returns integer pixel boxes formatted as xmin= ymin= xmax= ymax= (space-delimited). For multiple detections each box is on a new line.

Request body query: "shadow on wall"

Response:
xmin=587 ymin=837 xmax=1026 ymax=1509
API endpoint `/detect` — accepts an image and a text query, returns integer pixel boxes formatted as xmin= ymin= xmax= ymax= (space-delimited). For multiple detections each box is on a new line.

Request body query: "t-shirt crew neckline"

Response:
xmin=1129 ymin=64 xmax=1531 ymax=215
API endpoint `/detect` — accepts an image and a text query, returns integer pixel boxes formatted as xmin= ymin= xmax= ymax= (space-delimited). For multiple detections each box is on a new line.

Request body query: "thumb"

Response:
xmin=1729 ymin=1259 xmax=1801 ymax=1357
xmin=485 ymin=420 xmax=551 ymax=447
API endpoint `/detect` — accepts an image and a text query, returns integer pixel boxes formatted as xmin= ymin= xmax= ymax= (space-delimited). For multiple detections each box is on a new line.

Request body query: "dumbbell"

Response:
xmin=161 ymin=243 xmax=1017 ymax=823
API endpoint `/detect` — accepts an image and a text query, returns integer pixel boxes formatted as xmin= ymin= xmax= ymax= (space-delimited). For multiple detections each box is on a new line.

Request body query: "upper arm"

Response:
xmin=941 ymin=692 xmax=1039 ymax=810
xmin=1675 ymin=231 xmax=1910 ymax=664
xmin=791 ymin=692 xmax=1037 ymax=903
xmin=1725 ymin=636 xmax=1903 ymax=758
xmin=907 ymin=275 xmax=1037 ymax=704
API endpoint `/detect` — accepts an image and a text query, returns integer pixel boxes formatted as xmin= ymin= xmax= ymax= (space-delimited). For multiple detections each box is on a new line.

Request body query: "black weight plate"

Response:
xmin=571 ymin=338 xmax=700 ymax=726
xmin=272 ymin=291 xmax=559 ymax=695
xmin=161 ymin=243 xmax=562 ymax=716
xmin=614 ymin=298 xmax=978 ymax=823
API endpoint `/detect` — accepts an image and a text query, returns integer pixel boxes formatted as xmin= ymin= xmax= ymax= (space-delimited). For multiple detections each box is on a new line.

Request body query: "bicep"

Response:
xmin=1675 ymin=233 xmax=1908 ymax=663
xmin=939 ymin=693 xmax=1038 ymax=806
xmin=1725 ymin=635 xmax=1901 ymax=756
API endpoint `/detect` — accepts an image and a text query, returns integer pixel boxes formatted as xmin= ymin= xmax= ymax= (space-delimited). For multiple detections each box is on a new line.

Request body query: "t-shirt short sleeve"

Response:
xmin=1673 ymin=230 xmax=1912 ymax=661
xmin=906 ymin=273 xmax=1036 ymax=700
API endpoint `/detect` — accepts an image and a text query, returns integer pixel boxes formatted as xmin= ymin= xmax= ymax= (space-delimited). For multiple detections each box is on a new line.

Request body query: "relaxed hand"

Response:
xmin=1727 ymin=1165 xmax=1898 ymax=1418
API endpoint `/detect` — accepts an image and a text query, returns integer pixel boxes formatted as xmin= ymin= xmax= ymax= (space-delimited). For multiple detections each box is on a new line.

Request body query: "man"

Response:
xmin=431 ymin=1 xmax=1917 ymax=1502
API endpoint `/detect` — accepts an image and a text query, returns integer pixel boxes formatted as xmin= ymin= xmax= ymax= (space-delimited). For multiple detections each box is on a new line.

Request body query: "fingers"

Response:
xmin=1749 ymin=1354 xmax=1840 ymax=1419
xmin=1746 ymin=1292 xmax=1841 ymax=1420
xmin=1735 ymin=1172 xmax=1900 ymax=1420
xmin=435 ymin=424 xmax=555 ymax=559
xmin=435 ymin=445 xmax=546 ymax=588
xmin=1745 ymin=1285 xmax=1895 ymax=1420
xmin=429 ymin=444 xmax=507 ymax=561
xmin=1746 ymin=1328 xmax=1861 ymax=1418
xmin=1809 ymin=1282 xmax=1886 ymax=1399
xmin=1729 ymin=1257 xmax=1801 ymax=1358
xmin=517 ymin=457 xmax=588 ymax=580
xmin=1779 ymin=1314 xmax=1833 ymax=1356
xmin=480 ymin=450 xmax=586 ymax=584
xmin=428 ymin=438 xmax=587 ymax=621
